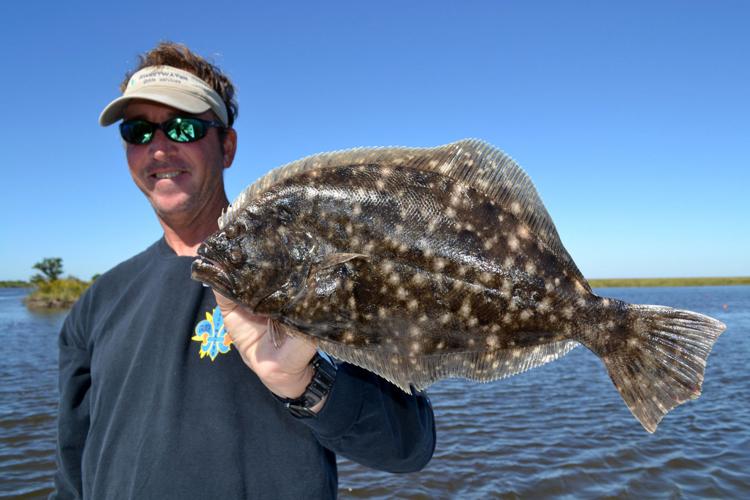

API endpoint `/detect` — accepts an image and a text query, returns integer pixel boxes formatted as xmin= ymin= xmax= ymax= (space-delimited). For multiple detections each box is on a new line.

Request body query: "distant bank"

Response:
xmin=0 ymin=280 xmax=31 ymax=288
xmin=4 ymin=276 xmax=750 ymax=293
xmin=588 ymin=277 xmax=750 ymax=288
xmin=3 ymin=274 xmax=750 ymax=302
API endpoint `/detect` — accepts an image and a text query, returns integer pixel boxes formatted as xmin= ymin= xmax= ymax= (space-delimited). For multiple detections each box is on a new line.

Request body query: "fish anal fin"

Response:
xmin=316 ymin=337 xmax=579 ymax=393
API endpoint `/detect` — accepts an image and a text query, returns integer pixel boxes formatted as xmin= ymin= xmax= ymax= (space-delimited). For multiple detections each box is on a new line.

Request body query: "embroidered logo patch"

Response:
xmin=191 ymin=306 xmax=232 ymax=361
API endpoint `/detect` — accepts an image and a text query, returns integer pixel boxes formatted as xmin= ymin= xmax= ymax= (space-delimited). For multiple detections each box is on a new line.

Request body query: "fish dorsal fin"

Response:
xmin=430 ymin=139 xmax=585 ymax=284
xmin=220 ymin=139 xmax=586 ymax=285
xmin=316 ymin=337 xmax=580 ymax=392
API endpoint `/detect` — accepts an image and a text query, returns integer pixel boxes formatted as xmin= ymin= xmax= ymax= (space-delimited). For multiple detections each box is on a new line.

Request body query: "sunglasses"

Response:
xmin=119 ymin=117 xmax=225 ymax=145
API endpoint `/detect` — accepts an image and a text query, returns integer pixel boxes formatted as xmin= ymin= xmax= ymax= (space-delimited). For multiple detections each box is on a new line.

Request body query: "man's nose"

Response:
xmin=148 ymin=128 xmax=177 ymax=160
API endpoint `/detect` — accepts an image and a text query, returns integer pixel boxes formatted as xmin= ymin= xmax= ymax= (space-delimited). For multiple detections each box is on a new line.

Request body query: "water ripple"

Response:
xmin=1 ymin=286 xmax=749 ymax=497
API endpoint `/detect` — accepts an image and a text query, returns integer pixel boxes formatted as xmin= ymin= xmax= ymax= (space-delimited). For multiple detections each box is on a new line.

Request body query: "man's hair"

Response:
xmin=120 ymin=41 xmax=239 ymax=128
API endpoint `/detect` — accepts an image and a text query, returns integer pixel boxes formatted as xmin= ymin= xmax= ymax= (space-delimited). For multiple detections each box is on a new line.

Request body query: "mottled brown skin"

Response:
xmin=193 ymin=151 xmax=725 ymax=433
xmin=197 ymin=165 xmax=606 ymax=357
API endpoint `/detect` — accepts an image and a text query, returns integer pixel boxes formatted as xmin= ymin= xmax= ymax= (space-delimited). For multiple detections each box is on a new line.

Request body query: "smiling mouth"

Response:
xmin=191 ymin=257 xmax=235 ymax=297
xmin=151 ymin=170 xmax=187 ymax=180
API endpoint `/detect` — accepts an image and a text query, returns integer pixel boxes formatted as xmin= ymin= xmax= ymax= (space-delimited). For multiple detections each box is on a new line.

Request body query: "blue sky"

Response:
xmin=0 ymin=1 xmax=747 ymax=281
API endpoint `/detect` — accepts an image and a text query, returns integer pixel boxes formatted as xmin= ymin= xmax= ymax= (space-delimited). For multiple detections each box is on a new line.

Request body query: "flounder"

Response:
xmin=191 ymin=139 xmax=726 ymax=432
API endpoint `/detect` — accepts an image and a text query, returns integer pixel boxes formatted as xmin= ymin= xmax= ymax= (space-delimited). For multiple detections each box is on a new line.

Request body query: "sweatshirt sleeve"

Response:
xmin=300 ymin=363 xmax=436 ymax=473
xmin=50 ymin=309 xmax=92 ymax=499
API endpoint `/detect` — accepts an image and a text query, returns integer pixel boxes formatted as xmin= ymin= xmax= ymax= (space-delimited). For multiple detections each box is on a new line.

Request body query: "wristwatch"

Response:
xmin=276 ymin=352 xmax=337 ymax=418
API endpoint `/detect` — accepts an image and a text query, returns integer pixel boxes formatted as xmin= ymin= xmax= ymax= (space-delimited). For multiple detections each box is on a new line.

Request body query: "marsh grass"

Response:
xmin=0 ymin=280 xmax=30 ymax=288
xmin=588 ymin=276 xmax=750 ymax=288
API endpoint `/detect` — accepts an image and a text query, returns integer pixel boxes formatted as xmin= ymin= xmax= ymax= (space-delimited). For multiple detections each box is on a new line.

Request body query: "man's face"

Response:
xmin=123 ymin=100 xmax=236 ymax=226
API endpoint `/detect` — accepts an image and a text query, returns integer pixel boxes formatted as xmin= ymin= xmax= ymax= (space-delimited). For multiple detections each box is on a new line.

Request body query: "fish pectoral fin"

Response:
xmin=267 ymin=318 xmax=290 ymax=349
xmin=316 ymin=253 xmax=369 ymax=271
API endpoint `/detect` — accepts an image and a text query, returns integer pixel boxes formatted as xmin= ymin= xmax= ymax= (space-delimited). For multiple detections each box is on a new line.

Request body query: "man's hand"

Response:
xmin=214 ymin=291 xmax=318 ymax=400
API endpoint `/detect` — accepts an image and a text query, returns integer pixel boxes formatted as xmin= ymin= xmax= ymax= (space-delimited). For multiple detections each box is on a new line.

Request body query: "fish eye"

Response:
xmin=229 ymin=247 xmax=244 ymax=264
xmin=224 ymin=224 xmax=238 ymax=239
xmin=224 ymin=220 xmax=250 ymax=240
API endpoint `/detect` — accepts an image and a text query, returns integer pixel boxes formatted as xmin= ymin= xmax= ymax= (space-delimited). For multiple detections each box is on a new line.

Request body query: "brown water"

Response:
xmin=1 ymin=286 xmax=748 ymax=498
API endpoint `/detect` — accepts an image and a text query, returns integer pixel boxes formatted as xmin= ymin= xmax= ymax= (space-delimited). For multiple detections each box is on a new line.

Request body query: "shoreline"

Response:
xmin=2 ymin=276 xmax=748 ymax=311
xmin=588 ymin=276 xmax=750 ymax=288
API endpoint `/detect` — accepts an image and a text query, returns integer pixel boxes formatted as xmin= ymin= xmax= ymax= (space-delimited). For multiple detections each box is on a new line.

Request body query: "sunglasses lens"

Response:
xmin=120 ymin=120 xmax=155 ymax=144
xmin=165 ymin=118 xmax=207 ymax=143
xmin=119 ymin=117 xmax=217 ymax=145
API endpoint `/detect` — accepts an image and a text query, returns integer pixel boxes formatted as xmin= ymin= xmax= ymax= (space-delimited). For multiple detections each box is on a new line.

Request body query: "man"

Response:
xmin=53 ymin=42 xmax=435 ymax=499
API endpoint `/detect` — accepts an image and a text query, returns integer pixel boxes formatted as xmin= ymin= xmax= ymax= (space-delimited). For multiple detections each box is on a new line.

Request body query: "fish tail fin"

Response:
xmin=594 ymin=305 xmax=725 ymax=433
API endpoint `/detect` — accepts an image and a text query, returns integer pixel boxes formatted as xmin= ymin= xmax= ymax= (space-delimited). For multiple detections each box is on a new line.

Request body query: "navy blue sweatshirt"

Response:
xmin=52 ymin=238 xmax=435 ymax=499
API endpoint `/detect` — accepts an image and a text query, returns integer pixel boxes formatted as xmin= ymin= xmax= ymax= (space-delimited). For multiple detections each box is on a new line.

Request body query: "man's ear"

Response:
xmin=222 ymin=128 xmax=238 ymax=168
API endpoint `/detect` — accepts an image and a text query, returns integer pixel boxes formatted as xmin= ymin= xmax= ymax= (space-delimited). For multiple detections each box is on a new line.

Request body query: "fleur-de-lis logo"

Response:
xmin=192 ymin=306 xmax=232 ymax=361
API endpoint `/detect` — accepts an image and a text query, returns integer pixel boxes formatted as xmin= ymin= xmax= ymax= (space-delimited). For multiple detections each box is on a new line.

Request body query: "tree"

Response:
xmin=32 ymin=257 xmax=64 ymax=282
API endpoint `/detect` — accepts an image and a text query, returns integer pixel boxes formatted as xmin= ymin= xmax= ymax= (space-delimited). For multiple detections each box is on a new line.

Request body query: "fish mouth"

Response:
xmin=191 ymin=256 xmax=236 ymax=298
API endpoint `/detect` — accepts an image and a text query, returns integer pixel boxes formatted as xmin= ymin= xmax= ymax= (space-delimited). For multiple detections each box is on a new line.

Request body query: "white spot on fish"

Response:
xmin=507 ymin=234 xmax=519 ymax=252
xmin=411 ymin=273 xmax=426 ymax=285
xmin=539 ymin=298 xmax=552 ymax=312
xmin=459 ymin=299 xmax=472 ymax=318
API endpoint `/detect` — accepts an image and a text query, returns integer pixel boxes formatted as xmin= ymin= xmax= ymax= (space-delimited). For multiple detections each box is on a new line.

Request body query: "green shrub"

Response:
xmin=24 ymin=278 xmax=91 ymax=310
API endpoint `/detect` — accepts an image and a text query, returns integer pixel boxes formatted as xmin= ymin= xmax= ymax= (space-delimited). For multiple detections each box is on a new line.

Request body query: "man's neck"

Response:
xmin=162 ymin=226 xmax=212 ymax=256
xmin=158 ymin=197 xmax=228 ymax=257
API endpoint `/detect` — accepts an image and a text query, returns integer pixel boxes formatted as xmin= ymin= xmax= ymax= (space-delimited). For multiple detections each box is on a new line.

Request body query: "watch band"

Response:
xmin=276 ymin=352 xmax=337 ymax=418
